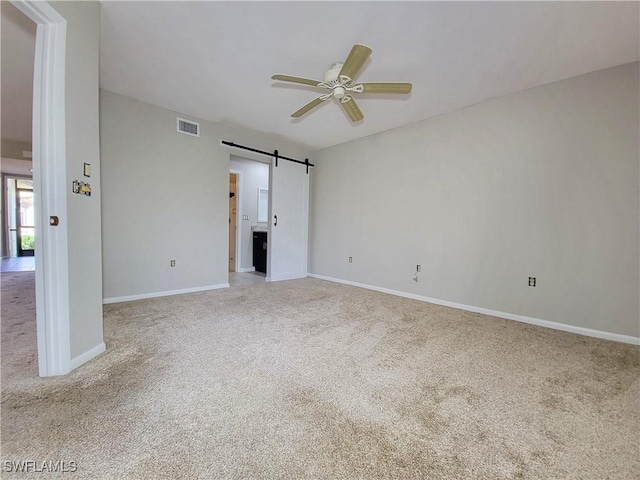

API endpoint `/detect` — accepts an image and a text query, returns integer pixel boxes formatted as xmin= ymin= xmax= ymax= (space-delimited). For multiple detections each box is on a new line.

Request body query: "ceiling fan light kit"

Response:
xmin=272 ymin=44 xmax=412 ymax=123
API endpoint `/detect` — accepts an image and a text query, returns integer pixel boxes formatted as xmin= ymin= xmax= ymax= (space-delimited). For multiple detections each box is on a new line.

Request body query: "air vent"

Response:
xmin=177 ymin=117 xmax=199 ymax=137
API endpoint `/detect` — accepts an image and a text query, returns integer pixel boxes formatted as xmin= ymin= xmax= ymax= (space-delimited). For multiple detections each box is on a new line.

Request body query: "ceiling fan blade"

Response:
xmin=338 ymin=44 xmax=372 ymax=81
xmin=272 ymin=74 xmax=322 ymax=87
xmin=360 ymin=82 xmax=413 ymax=94
xmin=291 ymin=97 xmax=326 ymax=118
xmin=340 ymin=97 xmax=364 ymax=122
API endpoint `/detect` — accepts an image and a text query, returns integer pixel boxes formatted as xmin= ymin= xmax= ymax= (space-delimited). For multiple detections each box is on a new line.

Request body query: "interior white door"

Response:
xmin=267 ymin=157 xmax=309 ymax=281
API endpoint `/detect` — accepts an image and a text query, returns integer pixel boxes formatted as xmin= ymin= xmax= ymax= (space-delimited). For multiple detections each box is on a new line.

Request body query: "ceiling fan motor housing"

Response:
xmin=324 ymin=63 xmax=344 ymax=82
xmin=323 ymin=63 xmax=352 ymax=99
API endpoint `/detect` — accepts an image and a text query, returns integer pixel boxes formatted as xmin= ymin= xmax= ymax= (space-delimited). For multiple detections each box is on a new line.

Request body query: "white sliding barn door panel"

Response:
xmin=267 ymin=158 xmax=309 ymax=281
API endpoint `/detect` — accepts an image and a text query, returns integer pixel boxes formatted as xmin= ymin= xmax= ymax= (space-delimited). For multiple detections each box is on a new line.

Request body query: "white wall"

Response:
xmin=310 ymin=62 xmax=640 ymax=340
xmin=229 ymin=155 xmax=269 ymax=271
xmin=51 ymin=2 xmax=104 ymax=361
xmin=100 ymin=89 xmax=311 ymax=300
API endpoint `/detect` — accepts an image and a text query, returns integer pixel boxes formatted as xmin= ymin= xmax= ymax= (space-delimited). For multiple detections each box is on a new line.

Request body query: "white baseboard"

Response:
xmin=103 ymin=283 xmax=229 ymax=304
xmin=266 ymin=272 xmax=308 ymax=282
xmin=237 ymin=267 xmax=256 ymax=273
xmin=308 ymin=274 xmax=640 ymax=346
xmin=70 ymin=342 xmax=105 ymax=370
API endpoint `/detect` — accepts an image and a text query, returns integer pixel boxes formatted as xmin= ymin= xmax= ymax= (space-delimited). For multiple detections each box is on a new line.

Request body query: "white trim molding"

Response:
xmin=103 ymin=284 xmax=230 ymax=304
xmin=266 ymin=273 xmax=308 ymax=282
xmin=70 ymin=342 xmax=105 ymax=370
xmin=238 ymin=267 xmax=256 ymax=273
xmin=309 ymin=274 xmax=640 ymax=346
xmin=12 ymin=0 xmax=71 ymax=376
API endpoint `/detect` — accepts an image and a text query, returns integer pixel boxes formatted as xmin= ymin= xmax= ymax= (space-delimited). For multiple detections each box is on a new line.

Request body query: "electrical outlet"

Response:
xmin=348 ymin=257 xmax=352 ymax=263
xmin=170 ymin=260 xmax=176 ymax=267
xmin=72 ymin=180 xmax=91 ymax=196
xmin=416 ymin=265 xmax=421 ymax=272
xmin=528 ymin=276 xmax=536 ymax=287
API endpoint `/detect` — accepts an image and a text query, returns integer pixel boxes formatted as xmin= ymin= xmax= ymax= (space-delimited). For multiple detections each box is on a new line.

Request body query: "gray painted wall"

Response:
xmin=52 ymin=2 xmax=104 ymax=360
xmin=100 ymin=89 xmax=311 ymax=300
xmin=310 ymin=62 xmax=639 ymax=338
xmin=229 ymin=155 xmax=269 ymax=271
xmin=1 ymin=139 xmax=32 ymax=159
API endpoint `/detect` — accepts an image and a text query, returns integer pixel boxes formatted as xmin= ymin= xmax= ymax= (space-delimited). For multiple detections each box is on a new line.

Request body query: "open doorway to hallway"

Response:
xmin=1 ymin=1 xmax=36 ymax=270
xmin=1 ymin=0 xmax=38 ymax=376
xmin=2 ymin=0 xmax=36 ymax=270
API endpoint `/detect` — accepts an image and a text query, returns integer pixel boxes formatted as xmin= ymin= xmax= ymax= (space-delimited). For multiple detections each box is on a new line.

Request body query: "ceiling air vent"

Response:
xmin=177 ymin=117 xmax=199 ymax=137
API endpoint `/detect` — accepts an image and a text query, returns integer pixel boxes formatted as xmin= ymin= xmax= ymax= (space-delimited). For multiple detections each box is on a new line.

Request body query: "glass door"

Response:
xmin=15 ymin=179 xmax=34 ymax=257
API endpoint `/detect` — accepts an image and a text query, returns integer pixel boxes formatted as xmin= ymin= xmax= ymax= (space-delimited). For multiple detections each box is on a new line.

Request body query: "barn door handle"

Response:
xmin=274 ymin=215 xmax=278 ymax=227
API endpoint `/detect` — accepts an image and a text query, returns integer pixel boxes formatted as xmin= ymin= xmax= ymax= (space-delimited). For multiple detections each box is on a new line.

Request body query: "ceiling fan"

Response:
xmin=271 ymin=44 xmax=412 ymax=122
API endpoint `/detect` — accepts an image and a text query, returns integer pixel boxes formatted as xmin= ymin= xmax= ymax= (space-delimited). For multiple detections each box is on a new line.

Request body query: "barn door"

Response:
xmin=267 ymin=157 xmax=309 ymax=281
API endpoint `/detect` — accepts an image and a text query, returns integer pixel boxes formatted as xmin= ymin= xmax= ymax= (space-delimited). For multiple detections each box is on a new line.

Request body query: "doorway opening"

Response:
xmin=4 ymin=0 xmax=72 ymax=376
xmin=1 ymin=1 xmax=37 ymax=383
xmin=222 ymin=141 xmax=310 ymax=285
xmin=228 ymin=156 xmax=269 ymax=287
xmin=2 ymin=176 xmax=36 ymax=272
xmin=13 ymin=177 xmax=35 ymax=257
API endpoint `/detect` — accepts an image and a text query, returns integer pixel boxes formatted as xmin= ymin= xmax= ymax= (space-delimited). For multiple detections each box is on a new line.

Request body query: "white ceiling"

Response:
xmin=2 ymin=2 xmax=638 ymax=152
xmin=1 ymin=157 xmax=33 ymax=177
xmin=1 ymin=1 xmax=36 ymax=144
xmin=100 ymin=1 xmax=639 ymax=151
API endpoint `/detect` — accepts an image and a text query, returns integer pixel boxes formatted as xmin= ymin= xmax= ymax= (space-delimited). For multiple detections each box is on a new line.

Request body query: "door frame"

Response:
xmin=266 ymin=155 xmax=309 ymax=282
xmin=224 ymin=146 xmax=308 ymax=282
xmin=229 ymin=169 xmax=242 ymax=273
xmin=11 ymin=0 xmax=71 ymax=376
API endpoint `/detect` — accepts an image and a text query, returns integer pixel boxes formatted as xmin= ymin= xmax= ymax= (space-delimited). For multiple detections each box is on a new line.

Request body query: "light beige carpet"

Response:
xmin=1 ymin=271 xmax=639 ymax=479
